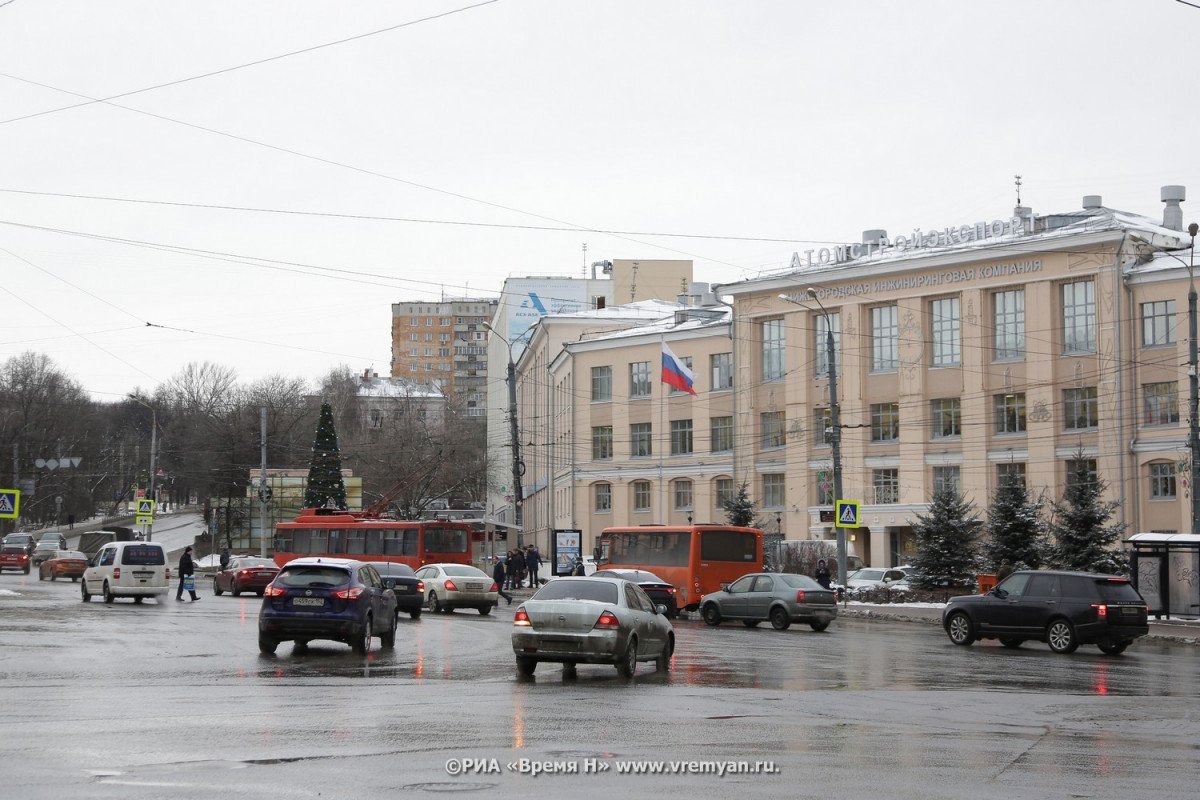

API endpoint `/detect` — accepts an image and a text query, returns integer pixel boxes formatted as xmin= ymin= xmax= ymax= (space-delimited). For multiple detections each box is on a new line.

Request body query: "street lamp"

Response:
xmin=127 ymin=394 xmax=157 ymax=542
xmin=1189 ymin=223 xmax=1199 ymax=536
xmin=484 ymin=322 xmax=530 ymax=550
xmin=779 ymin=289 xmax=847 ymax=596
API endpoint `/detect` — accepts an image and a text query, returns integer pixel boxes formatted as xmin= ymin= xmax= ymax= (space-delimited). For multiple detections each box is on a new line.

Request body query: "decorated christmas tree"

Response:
xmin=1047 ymin=459 xmax=1127 ymax=575
xmin=910 ymin=487 xmax=981 ymax=589
xmin=304 ymin=402 xmax=347 ymax=510
xmin=984 ymin=475 xmax=1045 ymax=571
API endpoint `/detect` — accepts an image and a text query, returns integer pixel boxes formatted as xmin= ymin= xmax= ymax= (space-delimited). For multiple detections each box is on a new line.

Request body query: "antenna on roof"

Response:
xmin=582 ymin=242 xmax=587 ymax=277
xmin=1014 ymin=174 xmax=1023 ymax=206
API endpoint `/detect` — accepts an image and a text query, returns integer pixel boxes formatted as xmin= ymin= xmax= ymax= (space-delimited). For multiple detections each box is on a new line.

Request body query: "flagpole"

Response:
xmin=659 ymin=334 xmax=666 ymax=525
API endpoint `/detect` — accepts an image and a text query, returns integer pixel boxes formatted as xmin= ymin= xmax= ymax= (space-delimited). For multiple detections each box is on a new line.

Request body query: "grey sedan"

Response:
xmin=699 ymin=572 xmax=838 ymax=631
xmin=511 ymin=576 xmax=674 ymax=678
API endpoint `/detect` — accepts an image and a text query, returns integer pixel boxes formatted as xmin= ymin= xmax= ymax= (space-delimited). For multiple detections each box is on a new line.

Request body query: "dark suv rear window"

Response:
xmin=277 ymin=566 xmax=351 ymax=588
xmin=121 ymin=546 xmax=165 ymax=565
xmin=1096 ymin=579 xmax=1142 ymax=603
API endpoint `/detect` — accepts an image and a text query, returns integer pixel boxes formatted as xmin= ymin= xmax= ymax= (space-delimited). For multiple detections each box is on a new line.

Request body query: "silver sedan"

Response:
xmin=699 ymin=572 xmax=838 ymax=631
xmin=511 ymin=576 xmax=674 ymax=677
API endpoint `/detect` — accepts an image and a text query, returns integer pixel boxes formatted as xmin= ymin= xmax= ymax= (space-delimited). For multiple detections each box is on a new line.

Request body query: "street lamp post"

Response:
xmin=1189 ymin=223 xmax=1199 ymax=536
xmin=484 ymin=323 xmax=527 ymax=548
xmin=128 ymin=394 xmax=157 ymax=542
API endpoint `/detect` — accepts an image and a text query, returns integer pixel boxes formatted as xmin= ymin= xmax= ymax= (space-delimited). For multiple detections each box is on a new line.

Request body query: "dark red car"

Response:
xmin=214 ymin=556 xmax=279 ymax=597
xmin=0 ymin=545 xmax=31 ymax=574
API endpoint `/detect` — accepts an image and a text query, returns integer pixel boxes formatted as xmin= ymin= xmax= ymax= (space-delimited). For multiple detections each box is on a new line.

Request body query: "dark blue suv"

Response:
xmin=259 ymin=558 xmax=397 ymax=655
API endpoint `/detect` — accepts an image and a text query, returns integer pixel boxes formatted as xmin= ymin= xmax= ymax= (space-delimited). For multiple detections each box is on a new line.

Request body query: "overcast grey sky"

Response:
xmin=2 ymin=0 xmax=1197 ymax=400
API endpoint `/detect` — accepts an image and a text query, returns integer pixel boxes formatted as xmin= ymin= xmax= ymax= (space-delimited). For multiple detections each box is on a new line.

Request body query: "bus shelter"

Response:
xmin=1126 ymin=533 xmax=1200 ymax=620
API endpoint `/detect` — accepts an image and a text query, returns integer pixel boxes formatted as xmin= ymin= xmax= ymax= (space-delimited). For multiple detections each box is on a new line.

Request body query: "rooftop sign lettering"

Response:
xmin=793 ymin=259 xmax=1043 ymax=302
xmin=791 ymin=215 xmax=1026 ymax=270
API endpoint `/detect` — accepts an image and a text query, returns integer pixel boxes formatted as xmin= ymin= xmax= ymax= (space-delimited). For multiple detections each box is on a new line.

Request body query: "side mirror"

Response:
xmin=991 ymin=587 xmax=1008 ymax=599
xmin=720 ymin=583 xmax=730 ymax=592
xmin=383 ymin=579 xmax=395 ymax=589
xmin=655 ymin=604 xmax=668 ymax=616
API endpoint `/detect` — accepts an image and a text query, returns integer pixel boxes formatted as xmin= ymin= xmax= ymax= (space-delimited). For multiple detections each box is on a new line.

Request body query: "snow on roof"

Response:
xmin=357 ymin=377 xmax=444 ymax=400
xmin=550 ymin=298 xmax=684 ymax=320
xmin=571 ymin=307 xmax=731 ymax=345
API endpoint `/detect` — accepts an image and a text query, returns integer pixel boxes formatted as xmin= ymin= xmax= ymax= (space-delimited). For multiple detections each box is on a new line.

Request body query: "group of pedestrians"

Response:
xmin=491 ymin=545 xmax=543 ymax=600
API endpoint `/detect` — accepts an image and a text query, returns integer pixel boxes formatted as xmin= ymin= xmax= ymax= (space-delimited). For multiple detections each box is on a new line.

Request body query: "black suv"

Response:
xmin=942 ymin=570 xmax=1148 ymax=655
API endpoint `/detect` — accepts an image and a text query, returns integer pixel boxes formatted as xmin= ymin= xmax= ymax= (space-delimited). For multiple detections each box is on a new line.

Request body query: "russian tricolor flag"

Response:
xmin=661 ymin=342 xmax=697 ymax=396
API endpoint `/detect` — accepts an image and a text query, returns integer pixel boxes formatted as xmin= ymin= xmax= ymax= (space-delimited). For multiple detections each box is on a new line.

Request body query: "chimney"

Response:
xmin=1082 ymin=195 xmax=1102 ymax=210
xmin=862 ymin=229 xmax=888 ymax=249
xmin=1161 ymin=185 xmax=1186 ymax=231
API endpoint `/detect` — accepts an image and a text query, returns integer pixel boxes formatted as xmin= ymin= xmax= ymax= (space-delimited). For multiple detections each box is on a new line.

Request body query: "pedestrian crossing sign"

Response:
xmin=136 ymin=499 xmax=155 ymax=517
xmin=834 ymin=499 xmax=860 ymax=528
xmin=0 ymin=488 xmax=19 ymax=520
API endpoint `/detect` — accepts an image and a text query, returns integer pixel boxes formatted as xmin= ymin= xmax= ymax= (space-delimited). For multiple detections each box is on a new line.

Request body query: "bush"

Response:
xmin=852 ymin=586 xmax=978 ymax=605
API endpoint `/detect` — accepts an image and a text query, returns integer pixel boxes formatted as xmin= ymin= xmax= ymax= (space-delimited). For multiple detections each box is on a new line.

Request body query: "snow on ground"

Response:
xmin=0 ymin=589 xmax=20 ymax=597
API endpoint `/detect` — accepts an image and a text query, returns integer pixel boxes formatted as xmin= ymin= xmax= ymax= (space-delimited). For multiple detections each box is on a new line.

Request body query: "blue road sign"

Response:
xmin=0 ymin=488 xmax=20 ymax=520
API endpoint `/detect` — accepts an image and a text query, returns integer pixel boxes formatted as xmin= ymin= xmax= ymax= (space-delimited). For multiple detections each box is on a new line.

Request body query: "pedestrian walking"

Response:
xmin=525 ymin=545 xmax=542 ymax=588
xmin=506 ymin=549 xmax=520 ymax=590
xmin=492 ymin=557 xmax=513 ymax=605
xmin=219 ymin=545 xmax=231 ymax=572
xmin=815 ymin=558 xmax=832 ymax=590
xmin=176 ymin=545 xmax=200 ymax=602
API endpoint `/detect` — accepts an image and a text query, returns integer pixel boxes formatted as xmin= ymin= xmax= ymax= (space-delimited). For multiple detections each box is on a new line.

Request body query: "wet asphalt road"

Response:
xmin=1 ymin=571 xmax=1198 ymax=800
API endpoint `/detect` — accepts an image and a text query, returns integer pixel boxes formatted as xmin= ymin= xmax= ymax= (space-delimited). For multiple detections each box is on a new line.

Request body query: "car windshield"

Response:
xmin=532 ymin=579 xmax=619 ymax=604
xmin=35 ymin=541 xmax=58 ymax=549
xmin=441 ymin=565 xmax=488 ymax=578
xmin=1096 ymin=579 xmax=1143 ymax=603
xmin=277 ymin=566 xmax=350 ymax=588
xmin=851 ymin=569 xmax=885 ymax=581
xmin=779 ymin=574 xmax=823 ymax=590
xmin=1 ymin=545 xmax=24 ymax=554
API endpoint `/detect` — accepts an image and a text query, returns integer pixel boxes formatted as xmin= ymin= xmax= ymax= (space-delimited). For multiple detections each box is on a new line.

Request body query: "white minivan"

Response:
xmin=82 ymin=541 xmax=170 ymax=604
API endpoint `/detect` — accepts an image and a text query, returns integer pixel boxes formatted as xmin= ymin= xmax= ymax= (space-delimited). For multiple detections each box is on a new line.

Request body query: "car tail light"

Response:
xmin=666 ymin=587 xmax=677 ymax=594
xmin=1092 ymin=603 xmax=1108 ymax=619
xmin=443 ymin=579 xmax=459 ymax=591
xmin=594 ymin=610 xmax=620 ymax=629
xmin=239 ymin=569 xmax=252 ymax=577
xmin=417 ymin=580 xmax=424 ymax=592
xmin=113 ymin=568 xmax=120 ymax=580
xmin=513 ymin=608 xmax=531 ymax=626
xmin=333 ymin=586 xmax=364 ymax=599
xmin=263 ymin=584 xmax=286 ymax=597
xmin=165 ymin=568 xmax=171 ymax=580
xmin=796 ymin=589 xmax=807 ymax=603
xmin=490 ymin=582 xmax=499 ymax=592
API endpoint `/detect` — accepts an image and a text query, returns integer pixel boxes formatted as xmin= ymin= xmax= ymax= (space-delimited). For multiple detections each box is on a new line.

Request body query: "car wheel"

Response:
xmin=23 ymin=565 xmax=29 ymax=574
xmin=770 ymin=606 xmax=791 ymax=631
xmin=352 ymin=615 xmax=372 ymax=655
xmin=616 ymin=637 xmax=638 ymax=678
xmin=946 ymin=611 xmax=976 ymax=646
xmin=81 ymin=580 xmax=92 ymax=602
xmin=428 ymin=591 xmax=444 ymax=613
xmin=380 ymin=612 xmax=397 ymax=649
xmin=1046 ymin=620 xmax=1079 ymax=654
xmin=258 ymin=633 xmax=278 ymax=655
xmin=701 ymin=603 xmax=721 ymax=626
xmin=50 ymin=572 xmax=57 ymax=582
xmin=214 ymin=582 xmax=224 ymax=596
xmin=231 ymin=582 xmax=241 ymax=597
xmin=256 ymin=590 xmax=264 ymax=597
xmin=479 ymin=605 xmax=492 ymax=616
xmin=810 ymin=620 xmax=831 ymax=632
xmin=1000 ymin=638 xmax=1023 ymax=649
xmin=1098 ymin=641 xmax=1129 ymax=656
xmin=134 ymin=596 xmax=144 ymax=604
xmin=410 ymin=608 xmax=422 ymax=620
xmin=38 ymin=569 xmax=44 ymax=581
xmin=516 ymin=656 xmax=537 ymax=676
xmin=562 ymin=661 xmax=577 ymax=679
xmin=71 ymin=577 xmax=78 ymax=582
xmin=103 ymin=581 xmax=115 ymax=604
xmin=656 ymin=634 xmax=674 ymax=672
xmin=742 ymin=620 xmax=760 ymax=628
xmin=293 ymin=640 xmax=309 ymax=654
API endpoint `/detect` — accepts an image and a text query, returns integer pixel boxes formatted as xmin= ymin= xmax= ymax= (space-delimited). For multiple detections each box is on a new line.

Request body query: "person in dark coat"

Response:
xmin=572 ymin=557 xmax=586 ymax=577
xmin=506 ymin=549 xmax=520 ymax=590
xmin=219 ymin=546 xmax=231 ymax=572
xmin=814 ymin=558 xmax=832 ymax=590
xmin=176 ymin=545 xmax=200 ymax=602
xmin=492 ymin=557 xmax=512 ymax=605
xmin=525 ymin=545 xmax=542 ymax=587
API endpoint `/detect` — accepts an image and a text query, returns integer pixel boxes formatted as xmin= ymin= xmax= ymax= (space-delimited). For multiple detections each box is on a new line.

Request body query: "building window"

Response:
xmin=633 ymin=480 xmax=651 ymax=512
xmin=668 ymin=356 xmax=694 ymax=395
xmin=994 ymin=393 xmax=1027 ymax=434
xmin=591 ymin=366 xmax=612 ymax=401
xmin=931 ymin=398 xmax=961 ymax=439
xmin=409 ymin=333 xmax=418 ymax=342
xmin=630 ymin=423 xmax=653 ymax=457
xmin=993 ymin=289 xmax=1025 ymax=360
xmin=761 ymin=319 xmax=785 ymax=381
xmin=439 ymin=348 xmax=450 ymax=357
xmin=1062 ymin=280 xmax=1096 ymax=354
xmin=630 ymin=361 xmax=651 ymax=398
xmin=931 ymin=297 xmax=961 ymax=367
xmin=815 ymin=312 xmax=840 ymax=378
xmin=873 ymin=469 xmax=899 ymax=504
xmin=1149 ymin=463 xmax=1177 ymax=499
xmin=997 ymin=462 xmax=1027 ymax=489
xmin=762 ymin=474 xmax=785 ymax=508
xmin=932 ymin=465 xmax=961 ymax=495
xmin=670 ymin=419 xmax=694 ymax=455
xmin=409 ymin=348 xmax=418 ymax=357
xmin=594 ymin=483 xmax=612 ymax=512
xmin=711 ymin=352 xmax=733 ymax=390
xmin=1066 ymin=458 xmax=1098 ymax=491
xmin=591 ymin=426 xmax=613 ymax=460
xmin=814 ymin=407 xmax=833 ymax=446
xmin=673 ymin=480 xmax=694 ymax=511
xmin=871 ymin=305 xmax=899 ymax=371
xmin=1143 ymin=382 xmax=1180 ymax=426
xmin=760 ymin=411 xmax=785 ymax=449
xmin=715 ymin=478 xmax=735 ymax=511
xmin=871 ymin=402 xmax=900 ymax=442
xmin=425 ymin=332 xmax=433 ymax=341
xmin=1141 ymin=300 xmax=1176 ymax=347
xmin=1063 ymin=387 xmax=1099 ymax=430
xmin=815 ymin=472 xmax=833 ymax=505
xmin=710 ymin=416 xmax=733 ymax=453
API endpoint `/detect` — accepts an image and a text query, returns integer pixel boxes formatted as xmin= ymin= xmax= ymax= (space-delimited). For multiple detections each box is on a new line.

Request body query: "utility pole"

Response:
xmin=259 ymin=406 xmax=269 ymax=557
xmin=809 ymin=288 xmax=848 ymax=597
xmin=507 ymin=355 xmax=523 ymax=542
xmin=1189 ymin=223 xmax=1199 ymax=536
xmin=146 ymin=407 xmax=157 ymax=542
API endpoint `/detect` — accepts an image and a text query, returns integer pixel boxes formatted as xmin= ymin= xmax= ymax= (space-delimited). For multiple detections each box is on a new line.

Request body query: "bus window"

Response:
xmin=364 ymin=530 xmax=385 ymax=555
xmin=273 ymin=531 xmax=293 ymax=552
xmin=345 ymin=530 xmax=367 ymax=555
xmin=308 ymin=530 xmax=330 ymax=554
xmin=404 ymin=530 xmax=418 ymax=555
xmin=700 ymin=530 xmax=757 ymax=562
xmin=292 ymin=530 xmax=311 ymax=553
xmin=425 ymin=527 xmax=468 ymax=554
xmin=604 ymin=532 xmax=688 ymax=567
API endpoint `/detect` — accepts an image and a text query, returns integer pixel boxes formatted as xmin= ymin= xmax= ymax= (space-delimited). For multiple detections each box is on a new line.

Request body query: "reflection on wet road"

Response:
xmin=1 ymin=572 xmax=1198 ymax=799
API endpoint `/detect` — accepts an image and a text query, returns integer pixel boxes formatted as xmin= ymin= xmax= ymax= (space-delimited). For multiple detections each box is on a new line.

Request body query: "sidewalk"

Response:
xmin=837 ymin=602 xmax=1200 ymax=645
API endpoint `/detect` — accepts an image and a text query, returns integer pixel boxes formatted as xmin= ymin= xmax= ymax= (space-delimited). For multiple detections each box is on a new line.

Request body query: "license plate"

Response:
xmin=465 ymin=585 xmax=483 ymax=592
xmin=1121 ymin=607 xmax=1141 ymax=616
xmin=292 ymin=597 xmax=324 ymax=607
xmin=397 ymin=585 xmax=414 ymax=593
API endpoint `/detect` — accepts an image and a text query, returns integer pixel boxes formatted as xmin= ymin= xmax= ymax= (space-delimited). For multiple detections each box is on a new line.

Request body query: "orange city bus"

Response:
xmin=595 ymin=524 xmax=763 ymax=612
xmin=271 ymin=509 xmax=473 ymax=569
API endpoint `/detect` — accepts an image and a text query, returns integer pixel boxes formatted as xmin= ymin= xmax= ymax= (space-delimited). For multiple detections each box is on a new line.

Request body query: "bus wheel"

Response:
xmin=701 ymin=604 xmax=721 ymax=626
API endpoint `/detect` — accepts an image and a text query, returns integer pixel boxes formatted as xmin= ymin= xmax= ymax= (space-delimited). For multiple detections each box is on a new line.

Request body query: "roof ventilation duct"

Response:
xmin=1161 ymin=185 xmax=1186 ymax=231
xmin=1082 ymin=195 xmax=1103 ymax=210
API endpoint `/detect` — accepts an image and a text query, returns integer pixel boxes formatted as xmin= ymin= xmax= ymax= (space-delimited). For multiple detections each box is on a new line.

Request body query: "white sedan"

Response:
xmin=415 ymin=563 xmax=499 ymax=615
xmin=845 ymin=568 xmax=910 ymax=594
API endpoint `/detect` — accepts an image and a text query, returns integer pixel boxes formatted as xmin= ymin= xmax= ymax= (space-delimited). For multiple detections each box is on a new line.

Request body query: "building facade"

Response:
xmin=390 ymin=297 xmax=498 ymax=417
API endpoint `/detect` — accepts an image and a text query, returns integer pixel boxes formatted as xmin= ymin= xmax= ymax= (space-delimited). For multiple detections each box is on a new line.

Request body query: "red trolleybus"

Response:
xmin=272 ymin=509 xmax=473 ymax=569
xmin=595 ymin=524 xmax=762 ymax=613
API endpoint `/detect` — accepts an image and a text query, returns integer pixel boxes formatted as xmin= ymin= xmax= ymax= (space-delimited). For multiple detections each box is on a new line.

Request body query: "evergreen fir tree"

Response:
xmin=910 ymin=487 xmax=982 ymax=589
xmin=1047 ymin=459 xmax=1127 ymax=574
xmin=304 ymin=402 xmax=347 ymax=510
xmin=984 ymin=475 xmax=1045 ymax=570
xmin=723 ymin=482 xmax=757 ymax=528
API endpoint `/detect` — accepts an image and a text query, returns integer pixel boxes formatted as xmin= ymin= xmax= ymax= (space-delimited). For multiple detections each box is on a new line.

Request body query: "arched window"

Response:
xmin=672 ymin=479 xmax=693 ymax=511
xmin=593 ymin=482 xmax=612 ymax=512
xmin=632 ymin=480 xmax=652 ymax=512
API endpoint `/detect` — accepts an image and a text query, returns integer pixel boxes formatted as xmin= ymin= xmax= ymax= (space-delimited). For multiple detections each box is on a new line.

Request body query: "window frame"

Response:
xmin=1062 ymin=279 xmax=1097 ymax=355
xmin=594 ymin=483 xmax=612 ymax=513
xmin=591 ymin=365 xmax=612 ymax=402
xmin=632 ymin=480 xmax=652 ymax=512
xmin=994 ymin=393 xmax=1027 ymax=435
xmin=870 ymin=402 xmax=900 ymax=442
xmin=1063 ymin=386 xmax=1099 ymax=431
xmin=759 ymin=411 xmax=785 ymax=450
xmin=1149 ymin=462 xmax=1177 ymax=499
xmin=669 ymin=419 xmax=694 ymax=456
xmin=761 ymin=473 xmax=785 ymax=509
xmin=591 ymin=426 xmax=613 ymax=460
xmin=673 ymin=479 xmax=694 ymax=511
xmin=1142 ymin=381 xmax=1180 ymax=426
xmin=630 ymin=422 xmax=653 ymax=457
xmin=930 ymin=297 xmax=961 ymax=367
xmin=710 ymin=352 xmax=733 ymax=391
xmin=629 ymin=361 xmax=651 ymax=399
xmin=1141 ymin=300 xmax=1176 ymax=347
xmin=710 ymin=416 xmax=733 ymax=453
xmin=761 ymin=319 xmax=785 ymax=382
xmin=930 ymin=398 xmax=961 ymax=439
xmin=993 ymin=288 xmax=1025 ymax=361
xmin=871 ymin=305 xmax=899 ymax=372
